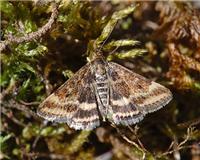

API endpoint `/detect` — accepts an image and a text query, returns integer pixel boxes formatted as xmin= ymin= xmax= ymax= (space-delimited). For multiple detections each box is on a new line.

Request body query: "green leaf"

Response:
xmin=22 ymin=124 xmax=66 ymax=140
xmin=22 ymin=124 xmax=39 ymax=140
xmin=121 ymin=17 xmax=132 ymax=30
xmin=67 ymin=131 xmax=91 ymax=154
xmin=33 ymin=85 xmax=44 ymax=94
xmin=62 ymin=70 xmax=74 ymax=78
xmin=107 ymin=48 xmax=147 ymax=61
xmin=24 ymin=19 xmax=37 ymax=33
xmin=0 ymin=1 xmax=15 ymax=17
xmin=0 ymin=134 xmax=12 ymax=152
xmin=24 ymin=45 xmax=48 ymax=57
xmin=17 ymin=62 xmax=36 ymax=74
xmin=4 ymin=25 xmax=18 ymax=37
xmin=40 ymin=126 xmax=66 ymax=137
xmin=12 ymin=148 xmax=22 ymax=157
xmin=96 ymin=5 xmax=137 ymax=45
xmin=16 ymin=42 xmax=45 ymax=56
xmin=103 ymin=39 xmax=140 ymax=51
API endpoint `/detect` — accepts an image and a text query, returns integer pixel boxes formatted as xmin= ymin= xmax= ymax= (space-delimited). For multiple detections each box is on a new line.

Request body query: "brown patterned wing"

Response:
xmin=108 ymin=85 xmax=144 ymax=126
xmin=37 ymin=63 xmax=100 ymax=130
xmin=108 ymin=62 xmax=172 ymax=125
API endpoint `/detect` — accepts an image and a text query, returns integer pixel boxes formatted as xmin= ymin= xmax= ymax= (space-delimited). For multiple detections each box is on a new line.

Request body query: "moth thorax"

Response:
xmin=92 ymin=58 xmax=107 ymax=76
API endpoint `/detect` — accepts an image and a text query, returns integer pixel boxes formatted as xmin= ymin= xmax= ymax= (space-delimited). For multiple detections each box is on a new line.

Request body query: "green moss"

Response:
xmin=1 ymin=1 xmax=200 ymax=160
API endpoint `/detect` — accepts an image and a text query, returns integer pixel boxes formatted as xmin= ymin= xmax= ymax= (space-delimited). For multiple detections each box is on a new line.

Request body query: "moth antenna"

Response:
xmin=108 ymin=43 xmax=121 ymax=56
xmin=95 ymin=22 xmax=117 ymax=55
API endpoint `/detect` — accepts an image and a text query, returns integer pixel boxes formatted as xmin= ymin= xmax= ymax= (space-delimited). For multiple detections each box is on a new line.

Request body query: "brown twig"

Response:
xmin=0 ymin=79 xmax=17 ymax=104
xmin=157 ymin=127 xmax=197 ymax=158
xmin=19 ymin=100 xmax=40 ymax=106
xmin=32 ymin=122 xmax=48 ymax=149
xmin=2 ymin=99 xmax=40 ymax=120
xmin=43 ymin=62 xmax=54 ymax=95
xmin=110 ymin=123 xmax=146 ymax=159
xmin=109 ymin=135 xmax=140 ymax=160
xmin=0 ymin=2 xmax=58 ymax=52
xmin=127 ymin=125 xmax=147 ymax=152
xmin=178 ymin=117 xmax=200 ymax=128
xmin=1 ymin=107 xmax=26 ymax=127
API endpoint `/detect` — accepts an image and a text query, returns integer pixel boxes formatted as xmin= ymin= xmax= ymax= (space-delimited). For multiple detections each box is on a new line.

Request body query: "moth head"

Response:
xmin=91 ymin=58 xmax=107 ymax=76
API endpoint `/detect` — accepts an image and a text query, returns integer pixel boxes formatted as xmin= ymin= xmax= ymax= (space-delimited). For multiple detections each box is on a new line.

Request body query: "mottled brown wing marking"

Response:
xmin=70 ymin=108 xmax=100 ymax=130
xmin=108 ymin=62 xmax=172 ymax=115
xmin=114 ymin=81 xmax=130 ymax=98
xmin=109 ymin=87 xmax=144 ymax=126
xmin=37 ymin=63 xmax=100 ymax=130
xmin=70 ymin=83 xmax=100 ymax=130
xmin=37 ymin=64 xmax=89 ymax=122
xmin=131 ymin=82 xmax=172 ymax=113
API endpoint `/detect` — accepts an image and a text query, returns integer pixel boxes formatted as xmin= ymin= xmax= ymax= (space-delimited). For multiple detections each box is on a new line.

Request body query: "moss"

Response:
xmin=1 ymin=1 xmax=200 ymax=160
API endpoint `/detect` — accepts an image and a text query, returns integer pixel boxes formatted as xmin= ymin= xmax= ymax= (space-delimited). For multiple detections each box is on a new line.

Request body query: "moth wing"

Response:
xmin=108 ymin=62 xmax=172 ymax=123
xmin=108 ymin=84 xmax=144 ymax=126
xmin=37 ymin=63 xmax=100 ymax=130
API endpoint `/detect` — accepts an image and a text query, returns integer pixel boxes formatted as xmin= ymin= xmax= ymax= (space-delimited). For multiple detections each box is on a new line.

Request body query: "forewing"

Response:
xmin=37 ymin=63 xmax=100 ymax=130
xmin=108 ymin=62 xmax=172 ymax=116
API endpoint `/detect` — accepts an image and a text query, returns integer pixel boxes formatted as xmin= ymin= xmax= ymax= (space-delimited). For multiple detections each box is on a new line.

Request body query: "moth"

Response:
xmin=37 ymin=53 xmax=172 ymax=130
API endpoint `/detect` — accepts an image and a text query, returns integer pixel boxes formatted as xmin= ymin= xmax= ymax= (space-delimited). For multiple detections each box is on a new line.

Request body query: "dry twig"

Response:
xmin=0 ymin=3 xmax=58 ymax=52
xmin=110 ymin=123 xmax=146 ymax=160
xmin=1 ymin=107 xmax=26 ymax=127
xmin=2 ymin=99 xmax=39 ymax=120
